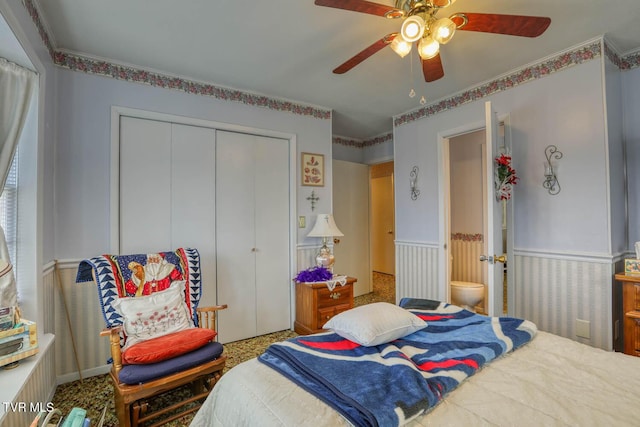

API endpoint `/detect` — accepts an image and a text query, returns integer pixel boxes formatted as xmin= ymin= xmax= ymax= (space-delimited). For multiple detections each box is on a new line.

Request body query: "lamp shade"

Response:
xmin=307 ymin=214 xmax=344 ymax=238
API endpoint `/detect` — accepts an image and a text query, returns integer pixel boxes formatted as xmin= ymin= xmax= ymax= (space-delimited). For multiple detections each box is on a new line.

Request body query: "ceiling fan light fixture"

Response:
xmin=431 ymin=17 xmax=456 ymax=44
xmin=418 ymin=35 xmax=440 ymax=60
xmin=390 ymin=37 xmax=412 ymax=58
xmin=400 ymin=15 xmax=425 ymax=42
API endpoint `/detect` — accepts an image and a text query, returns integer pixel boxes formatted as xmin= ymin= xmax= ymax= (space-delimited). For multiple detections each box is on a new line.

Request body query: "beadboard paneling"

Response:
xmin=1 ymin=336 xmax=56 ymax=427
xmin=53 ymin=263 xmax=110 ymax=381
xmin=396 ymin=242 xmax=439 ymax=304
xmin=396 ymin=243 xmax=616 ymax=351
xmin=297 ymin=245 xmax=320 ymax=271
xmin=513 ymin=254 xmax=613 ymax=350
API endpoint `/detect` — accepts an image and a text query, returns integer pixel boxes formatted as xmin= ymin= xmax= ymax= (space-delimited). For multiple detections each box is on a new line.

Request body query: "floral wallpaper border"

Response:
xmin=21 ymin=1 xmax=640 ymax=137
xmin=21 ymin=0 xmax=331 ymax=120
xmin=451 ymin=233 xmax=484 ymax=242
xmin=333 ymin=132 xmax=393 ymax=148
xmin=395 ymin=41 xmax=603 ymax=127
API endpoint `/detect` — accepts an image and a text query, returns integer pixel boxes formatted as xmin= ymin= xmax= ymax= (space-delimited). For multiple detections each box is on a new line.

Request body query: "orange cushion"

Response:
xmin=122 ymin=328 xmax=217 ymax=365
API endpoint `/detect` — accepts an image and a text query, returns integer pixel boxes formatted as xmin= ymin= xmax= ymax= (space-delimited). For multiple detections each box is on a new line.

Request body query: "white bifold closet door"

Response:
xmin=215 ymin=130 xmax=290 ymax=343
xmin=119 ymin=118 xmax=217 ymax=305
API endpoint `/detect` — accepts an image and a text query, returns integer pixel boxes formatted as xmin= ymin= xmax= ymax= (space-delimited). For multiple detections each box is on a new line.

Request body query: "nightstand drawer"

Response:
xmin=615 ymin=274 xmax=640 ymax=357
xmin=317 ymin=286 xmax=352 ymax=308
xmin=316 ymin=303 xmax=351 ymax=329
xmin=294 ymin=277 xmax=356 ymax=335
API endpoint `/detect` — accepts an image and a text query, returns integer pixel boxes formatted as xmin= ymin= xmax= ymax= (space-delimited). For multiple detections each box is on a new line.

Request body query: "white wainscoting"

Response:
xmin=53 ymin=260 xmax=111 ymax=383
xmin=513 ymin=251 xmax=616 ymax=350
xmin=0 ymin=335 xmax=55 ymax=426
xmin=43 ymin=263 xmax=56 ymax=334
xmin=297 ymin=244 xmax=321 ymax=271
xmin=396 ymin=242 xmax=619 ymax=351
xmin=395 ymin=241 xmax=440 ymax=304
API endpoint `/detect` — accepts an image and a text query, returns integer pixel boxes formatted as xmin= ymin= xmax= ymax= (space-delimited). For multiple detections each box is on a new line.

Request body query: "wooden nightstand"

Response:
xmin=615 ymin=273 xmax=640 ymax=357
xmin=294 ymin=276 xmax=356 ymax=335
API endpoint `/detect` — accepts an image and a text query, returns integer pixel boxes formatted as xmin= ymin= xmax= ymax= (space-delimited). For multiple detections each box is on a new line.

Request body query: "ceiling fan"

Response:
xmin=315 ymin=0 xmax=551 ymax=82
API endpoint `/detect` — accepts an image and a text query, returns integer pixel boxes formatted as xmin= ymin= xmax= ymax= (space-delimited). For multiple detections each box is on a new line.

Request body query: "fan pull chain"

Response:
xmin=409 ymin=49 xmax=415 ymax=98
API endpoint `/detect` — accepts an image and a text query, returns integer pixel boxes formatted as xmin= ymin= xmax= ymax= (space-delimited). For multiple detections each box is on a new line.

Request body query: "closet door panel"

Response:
xmin=216 ymin=131 xmax=257 ymax=343
xmin=119 ymin=117 xmax=172 ymax=254
xmin=254 ymin=136 xmax=291 ymax=335
xmin=171 ymin=124 xmax=217 ymax=305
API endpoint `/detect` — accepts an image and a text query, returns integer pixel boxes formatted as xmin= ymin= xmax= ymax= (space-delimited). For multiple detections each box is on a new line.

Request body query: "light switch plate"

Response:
xmin=298 ymin=216 xmax=306 ymax=228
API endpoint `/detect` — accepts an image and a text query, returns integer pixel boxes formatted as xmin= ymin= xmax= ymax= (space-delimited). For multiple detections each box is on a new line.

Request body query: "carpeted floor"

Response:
xmin=51 ymin=272 xmax=395 ymax=426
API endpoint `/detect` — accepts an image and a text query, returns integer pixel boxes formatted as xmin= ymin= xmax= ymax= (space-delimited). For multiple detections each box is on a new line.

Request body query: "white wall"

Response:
xmin=604 ymin=56 xmax=627 ymax=255
xmin=333 ymin=141 xmax=364 ymax=163
xmin=623 ymin=66 xmax=640 ymax=250
xmin=363 ymin=140 xmax=393 ymax=165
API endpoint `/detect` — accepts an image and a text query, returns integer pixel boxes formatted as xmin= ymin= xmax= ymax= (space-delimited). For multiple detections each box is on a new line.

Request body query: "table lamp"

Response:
xmin=307 ymin=214 xmax=344 ymax=271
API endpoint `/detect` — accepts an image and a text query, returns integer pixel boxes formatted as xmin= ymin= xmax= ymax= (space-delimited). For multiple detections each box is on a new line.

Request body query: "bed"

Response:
xmin=191 ymin=299 xmax=640 ymax=426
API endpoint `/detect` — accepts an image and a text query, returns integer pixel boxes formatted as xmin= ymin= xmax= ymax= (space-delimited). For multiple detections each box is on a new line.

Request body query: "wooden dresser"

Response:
xmin=615 ymin=273 xmax=640 ymax=357
xmin=294 ymin=276 xmax=356 ymax=335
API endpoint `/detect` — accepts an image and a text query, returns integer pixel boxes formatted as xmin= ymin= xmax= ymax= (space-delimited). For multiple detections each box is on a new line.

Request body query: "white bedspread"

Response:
xmin=190 ymin=331 xmax=640 ymax=426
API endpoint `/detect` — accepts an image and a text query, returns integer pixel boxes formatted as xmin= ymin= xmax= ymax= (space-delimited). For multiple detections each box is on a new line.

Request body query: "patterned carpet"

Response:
xmin=51 ymin=272 xmax=395 ymax=426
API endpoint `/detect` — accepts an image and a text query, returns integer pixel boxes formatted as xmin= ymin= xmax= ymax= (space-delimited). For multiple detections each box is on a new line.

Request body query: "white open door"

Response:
xmin=333 ymin=160 xmax=371 ymax=297
xmin=484 ymin=101 xmax=505 ymax=316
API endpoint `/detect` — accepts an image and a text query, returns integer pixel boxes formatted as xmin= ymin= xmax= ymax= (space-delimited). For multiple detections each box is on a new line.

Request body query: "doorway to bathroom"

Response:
xmin=438 ymin=102 xmax=513 ymax=317
xmin=447 ymin=129 xmax=490 ymax=314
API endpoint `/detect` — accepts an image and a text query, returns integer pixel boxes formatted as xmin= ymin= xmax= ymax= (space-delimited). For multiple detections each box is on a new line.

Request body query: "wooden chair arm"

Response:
xmin=196 ymin=305 xmax=228 ymax=332
xmin=100 ymin=326 xmax=123 ymax=376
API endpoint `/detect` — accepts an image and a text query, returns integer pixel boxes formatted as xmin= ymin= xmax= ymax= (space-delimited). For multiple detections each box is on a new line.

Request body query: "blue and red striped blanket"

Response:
xmin=258 ymin=300 xmax=537 ymax=427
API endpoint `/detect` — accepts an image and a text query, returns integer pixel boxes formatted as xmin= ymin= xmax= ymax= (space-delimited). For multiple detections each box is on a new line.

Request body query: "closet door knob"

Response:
xmin=251 ymin=248 xmax=257 ymax=252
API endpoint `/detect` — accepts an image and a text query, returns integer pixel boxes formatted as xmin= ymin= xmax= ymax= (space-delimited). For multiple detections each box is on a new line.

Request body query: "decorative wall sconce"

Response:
xmin=543 ymin=145 xmax=563 ymax=195
xmin=410 ymin=166 xmax=420 ymax=200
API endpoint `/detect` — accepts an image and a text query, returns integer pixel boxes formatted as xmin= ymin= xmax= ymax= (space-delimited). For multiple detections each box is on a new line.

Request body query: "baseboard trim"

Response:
xmin=56 ymin=364 xmax=111 ymax=385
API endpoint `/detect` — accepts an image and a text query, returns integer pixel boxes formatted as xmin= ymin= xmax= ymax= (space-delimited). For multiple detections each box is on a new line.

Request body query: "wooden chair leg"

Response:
xmin=113 ymin=387 xmax=130 ymax=427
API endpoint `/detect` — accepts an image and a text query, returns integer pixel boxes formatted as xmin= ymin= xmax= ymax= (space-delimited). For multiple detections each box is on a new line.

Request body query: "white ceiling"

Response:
xmin=23 ymin=1 xmax=640 ymax=139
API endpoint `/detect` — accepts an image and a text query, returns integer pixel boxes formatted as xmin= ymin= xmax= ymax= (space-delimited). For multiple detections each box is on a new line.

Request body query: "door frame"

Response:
xmin=437 ymin=111 xmax=513 ymax=315
xmin=110 ymin=106 xmax=298 ymax=319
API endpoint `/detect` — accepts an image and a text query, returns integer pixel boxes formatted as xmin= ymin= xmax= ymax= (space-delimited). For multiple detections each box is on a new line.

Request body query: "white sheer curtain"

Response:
xmin=0 ymin=58 xmax=36 ymax=308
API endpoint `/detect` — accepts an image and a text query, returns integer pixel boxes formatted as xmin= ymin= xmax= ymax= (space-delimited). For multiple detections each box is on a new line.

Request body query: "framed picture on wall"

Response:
xmin=301 ymin=152 xmax=324 ymax=187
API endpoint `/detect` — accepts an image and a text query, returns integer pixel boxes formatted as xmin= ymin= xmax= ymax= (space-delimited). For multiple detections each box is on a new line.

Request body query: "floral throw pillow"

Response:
xmin=112 ymin=280 xmax=194 ymax=350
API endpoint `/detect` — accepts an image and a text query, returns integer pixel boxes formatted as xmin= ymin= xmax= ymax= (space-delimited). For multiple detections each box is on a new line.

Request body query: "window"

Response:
xmin=0 ymin=151 xmax=18 ymax=268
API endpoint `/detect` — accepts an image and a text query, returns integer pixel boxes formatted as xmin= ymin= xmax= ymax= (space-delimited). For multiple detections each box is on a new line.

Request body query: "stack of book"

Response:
xmin=0 ymin=307 xmax=38 ymax=368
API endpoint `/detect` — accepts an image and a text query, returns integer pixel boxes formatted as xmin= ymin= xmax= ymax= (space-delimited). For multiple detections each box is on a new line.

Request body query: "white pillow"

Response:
xmin=112 ymin=280 xmax=194 ymax=349
xmin=323 ymin=302 xmax=427 ymax=347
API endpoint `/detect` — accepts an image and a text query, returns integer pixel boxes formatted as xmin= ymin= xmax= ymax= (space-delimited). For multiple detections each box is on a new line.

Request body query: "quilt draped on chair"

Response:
xmin=76 ymin=247 xmax=203 ymax=327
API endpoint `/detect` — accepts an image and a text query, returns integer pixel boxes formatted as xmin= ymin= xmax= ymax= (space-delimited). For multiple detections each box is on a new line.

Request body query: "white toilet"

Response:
xmin=450 ymin=281 xmax=485 ymax=312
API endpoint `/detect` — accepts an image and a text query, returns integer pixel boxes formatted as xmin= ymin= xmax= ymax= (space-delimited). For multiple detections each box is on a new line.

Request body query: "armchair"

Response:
xmin=77 ymin=248 xmax=226 ymax=427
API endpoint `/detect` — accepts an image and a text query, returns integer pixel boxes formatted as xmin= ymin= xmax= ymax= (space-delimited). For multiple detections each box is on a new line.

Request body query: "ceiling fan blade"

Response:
xmin=315 ymin=0 xmax=403 ymax=18
xmin=452 ymin=13 xmax=551 ymax=37
xmin=422 ymin=54 xmax=444 ymax=82
xmin=333 ymin=34 xmax=397 ymax=74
